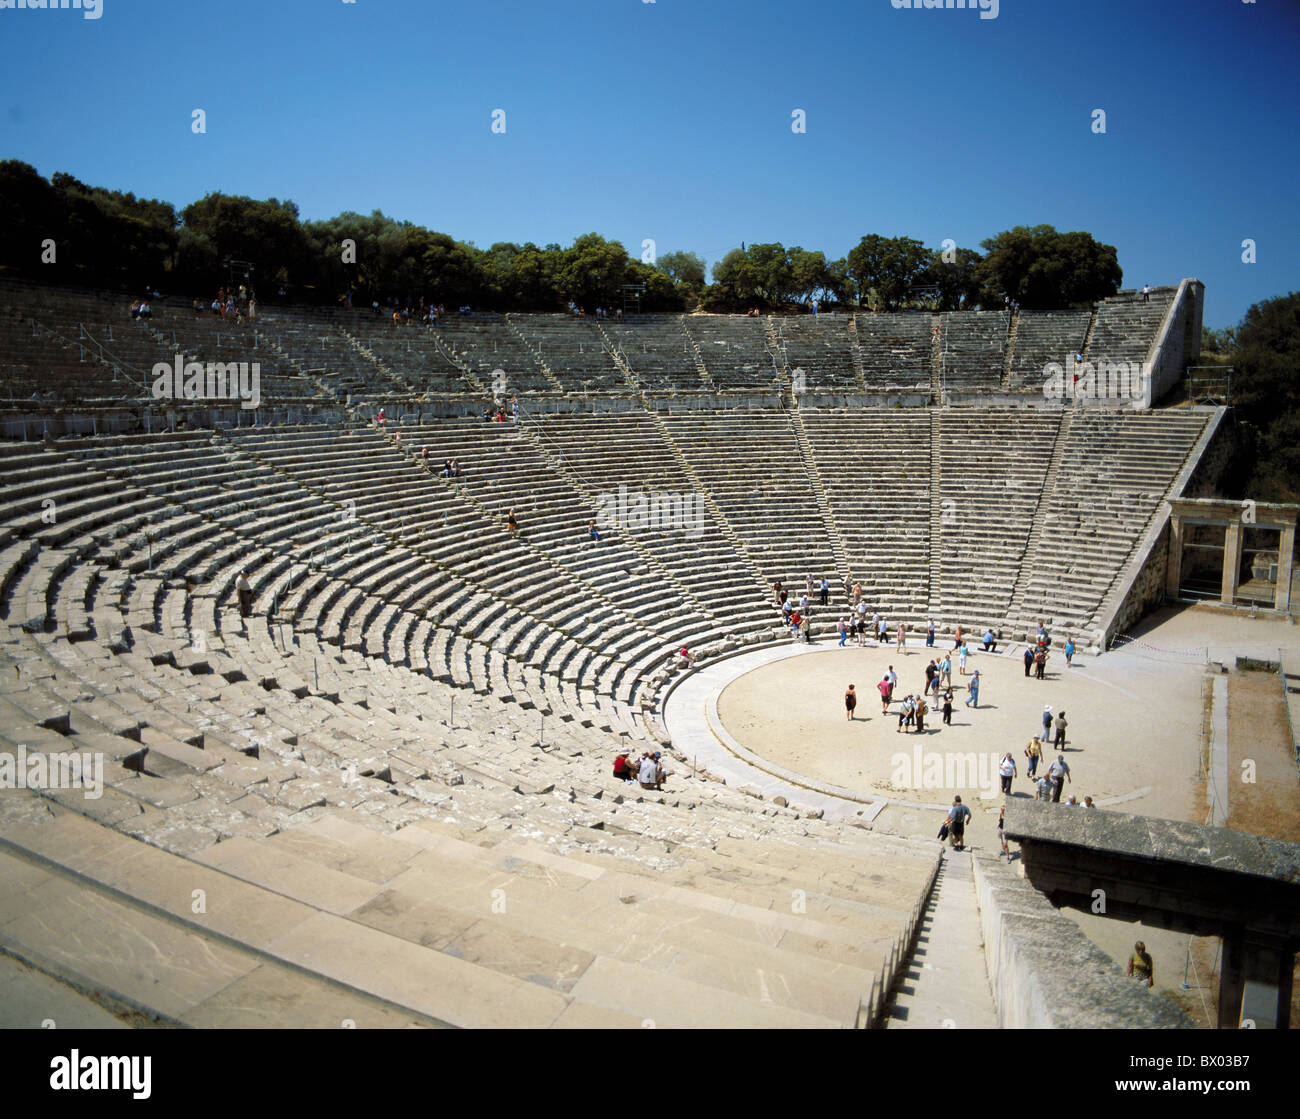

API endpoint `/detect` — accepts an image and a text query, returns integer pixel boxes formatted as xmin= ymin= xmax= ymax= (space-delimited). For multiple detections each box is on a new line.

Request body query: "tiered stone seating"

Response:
xmin=508 ymin=316 xmax=625 ymax=394
xmin=661 ymin=410 xmax=839 ymax=622
xmin=938 ymin=311 xmax=1009 ymax=393
xmin=681 ymin=316 xmax=776 ymax=392
xmin=166 ymin=311 xmax=322 ymax=401
xmin=1087 ymin=288 xmax=1176 ymax=367
xmin=0 ymin=302 xmax=140 ymax=402
xmin=1017 ymin=409 xmax=1210 ymax=632
xmin=602 ymin=316 xmax=706 ymax=393
xmin=774 ymin=316 xmax=858 ymax=392
xmin=1008 ymin=310 xmax=1091 ymax=392
xmin=853 ymin=314 xmax=932 ymax=393
xmin=410 ymin=313 xmax=542 ymax=395
xmin=798 ymin=410 xmax=931 ymax=619
xmin=933 ymin=410 xmax=1059 ymax=623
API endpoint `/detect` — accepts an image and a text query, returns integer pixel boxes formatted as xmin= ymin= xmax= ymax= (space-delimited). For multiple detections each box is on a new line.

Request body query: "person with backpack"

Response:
xmin=945 ymin=796 xmax=972 ymax=849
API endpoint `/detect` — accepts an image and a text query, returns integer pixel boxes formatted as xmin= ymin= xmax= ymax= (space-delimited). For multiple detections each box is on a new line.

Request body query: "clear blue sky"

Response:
xmin=2 ymin=0 xmax=1297 ymax=328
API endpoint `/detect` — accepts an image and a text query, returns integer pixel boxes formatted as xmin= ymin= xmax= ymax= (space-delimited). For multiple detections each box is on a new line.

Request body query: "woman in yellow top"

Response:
xmin=1126 ymin=941 xmax=1154 ymax=989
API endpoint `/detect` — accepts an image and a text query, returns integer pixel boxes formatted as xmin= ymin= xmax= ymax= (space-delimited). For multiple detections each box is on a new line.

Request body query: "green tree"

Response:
xmin=655 ymin=250 xmax=706 ymax=298
xmin=846 ymin=234 xmax=928 ymax=310
xmin=976 ymin=225 xmax=1121 ymax=309
xmin=1228 ymin=292 xmax=1300 ymax=501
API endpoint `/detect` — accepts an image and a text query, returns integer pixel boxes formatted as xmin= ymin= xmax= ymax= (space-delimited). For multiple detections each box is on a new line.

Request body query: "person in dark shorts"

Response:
xmin=845 ymin=684 xmax=857 ymax=721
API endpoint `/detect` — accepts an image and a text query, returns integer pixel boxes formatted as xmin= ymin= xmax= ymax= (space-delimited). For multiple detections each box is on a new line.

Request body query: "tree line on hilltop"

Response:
xmin=3 ymin=159 xmax=1121 ymax=314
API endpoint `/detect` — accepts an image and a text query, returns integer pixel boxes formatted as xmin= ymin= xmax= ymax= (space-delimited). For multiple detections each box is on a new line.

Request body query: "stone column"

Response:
xmin=1221 ymin=520 xmax=1242 ymax=604
xmin=1274 ymin=522 xmax=1295 ymax=612
xmin=1166 ymin=513 xmax=1184 ymax=598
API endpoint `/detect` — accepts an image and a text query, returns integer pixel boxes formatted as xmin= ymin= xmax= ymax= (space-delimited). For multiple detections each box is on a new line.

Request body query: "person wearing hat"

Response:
xmin=964 ymin=668 xmax=980 ymax=707
xmin=1041 ymin=705 xmax=1053 ymax=742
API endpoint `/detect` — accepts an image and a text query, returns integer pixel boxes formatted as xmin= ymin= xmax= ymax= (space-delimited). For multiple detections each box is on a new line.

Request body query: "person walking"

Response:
xmin=1053 ymin=709 xmax=1068 ymax=750
xmin=1064 ymin=637 xmax=1075 ymax=667
xmin=896 ymin=622 xmax=906 ymax=654
xmin=1025 ymin=736 xmax=1042 ymax=780
xmin=941 ymin=689 xmax=953 ymax=725
xmin=1035 ymin=772 xmax=1053 ymax=801
xmin=877 ymin=675 xmax=891 ymax=714
xmin=998 ymin=804 xmax=1010 ymax=859
xmin=878 ymin=616 xmax=888 ymax=645
xmin=944 ymin=796 xmax=972 ymax=850
xmin=958 ymin=641 xmax=969 ymax=676
xmin=799 ymin=612 xmax=811 ymax=644
xmin=820 ymin=576 xmax=829 ymax=607
xmin=845 ymin=684 xmax=857 ymax=721
xmin=887 ymin=665 xmax=898 ymax=699
xmin=838 ymin=616 xmax=849 ymax=647
xmin=1048 ymin=753 xmax=1071 ymax=803
xmin=999 ymin=752 xmax=1016 ymax=795
xmin=965 ymin=669 xmax=981 ymax=707
xmin=235 ymin=570 xmax=253 ymax=619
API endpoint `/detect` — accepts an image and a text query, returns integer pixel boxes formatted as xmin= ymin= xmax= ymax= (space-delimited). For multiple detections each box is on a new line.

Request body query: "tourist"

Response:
xmin=852 ymin=581 xmax=863 ymax=606
xmin=926 ymin=619 xmax=935 ymax=647
xmin=1024 ymin=645 xmax=1035 ymax=678
xmin=1034 ymin=645 xmax=1048 ymax=680
xmin=1025 ymin=736 xmax=1042 ymax=779
xmin=799 ymin=612 xmax=811 ymax=643
xmin=678 ymin=646 xmax=693 ymax=669
xmin=940 ymin=652 xmax=952 ymax=688
xmin=998 ymin=804 xmax=1009 ymax=859
xmin=982 ymin=628 xmax=997 ymax=653
xmin=588 ymin=518 xmax=600 ymax=542
xmin=507 ymin=508 xmax=519 ymax=536
xmin=789 ymin=609 xmax=802 ymax=640
xmin=896 ymin=622 xmax=906 ymax=654
xmin=845 ymin=684 xmax=858 ymax=721
xmin=838 ymin=616 xmax=849 ymax=647
xmin=945 ymin=796 xmax=972 ymax=850
xmin=965 ymin=668 xmax=981 ymax=708
xmin=613 ymin=752 xmax=637 ymax=782
xmin=1036 ymin=773 xmax=1053 ymax=801
xmin=887 ymin=665 xmax=898 ymax=698
xmin=1036 ymin=620 xmax=1048 ymax=646
xmin=235 ymin=570 xmax=253 ymax=618
xmin=1064 ymin=637 xmax=1075 ymax=667
xmin=999 ymin=752 xmax=1016 ymax=795
xmin=924 ymin=659 xmax=937 ymax=694
xmin=805 ymin=573 xmax=813 ymax=599
xmin=1064 ymin=795 xmax=1079 ymax=806
xmin=941 ymin=689 xmax=953 ymax=725
xmin=772 ymin=579 xmax=785 ymax=606
xmin=953 ymin=624 xmax=963 ymax=651
xmin=638 ymin=752 xmax=662 ymax=791
xmin=1041 ymin=705 xmax=1053 ymax=743
xmin=878 ymin=675 xmax=891 ymax=714
xmin=1083 ymin=796 xmax=1095 ymax=808
xmin=1048 ymin=754 xmax=1071 ymax=803
xmin=819 ymin=575 xmax=830 ymax=607
xmin=958 ymin=641 xmax=969 ymax=676
xmin=914 ymin=694 xmax=927 ymax=734
xmin=1127 ymin=942 xmax=1154 ymax=988
xmin=1053 ymin=709 xmax=1068 ymax=750
xmin=1140 ymin=284 xmax=1151 ymax=303
xmin=878 ymin=616 xmax=888 ymax=645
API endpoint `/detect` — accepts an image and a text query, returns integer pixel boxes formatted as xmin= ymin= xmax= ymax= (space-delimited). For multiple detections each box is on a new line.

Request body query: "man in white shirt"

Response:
xmin=638 ymin=754 xmax=660 ymax=790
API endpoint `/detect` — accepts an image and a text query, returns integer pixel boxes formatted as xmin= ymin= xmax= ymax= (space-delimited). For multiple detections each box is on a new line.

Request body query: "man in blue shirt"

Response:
xmin=945 ymin=796 xmax=972 ymax=849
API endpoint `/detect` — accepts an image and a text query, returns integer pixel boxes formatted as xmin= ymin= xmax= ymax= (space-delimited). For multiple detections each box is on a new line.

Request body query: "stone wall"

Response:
xmin=1107 ymin=523 xmax=1171 ymax=643
xmin=972 ymin=852 xmax=1193 ymax=1028
xmin=1147 ymin=279 xmax=1205 ymax=406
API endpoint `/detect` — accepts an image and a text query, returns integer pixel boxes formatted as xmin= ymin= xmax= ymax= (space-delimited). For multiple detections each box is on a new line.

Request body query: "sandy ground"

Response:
xmin=714 ymin=602 xmax=1300 ymax=1027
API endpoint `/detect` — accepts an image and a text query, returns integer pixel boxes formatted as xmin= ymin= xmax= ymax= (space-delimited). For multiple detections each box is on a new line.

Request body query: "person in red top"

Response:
xmin=613 ymin=753 xmax=636 ymax=781
xmin=789 ymin=610 xmax=802 ymax=640
xmin=877 ymin=676 xmax=891 ymax=714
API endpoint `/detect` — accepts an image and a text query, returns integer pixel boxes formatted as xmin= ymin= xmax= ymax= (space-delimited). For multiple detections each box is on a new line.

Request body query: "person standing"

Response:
xmin=896 ymin=622 xmax=907 ymax=654
xmin=1053 ymin=709 xmax=1068 ymax=750
xmin=1023 ymin=645 xmax=1035 ymax=678
xmin=914 ymin=694 xmax=927 ymax=734
xmin=965 ymin=669 xmax=981 ymax=708
xmin=820 ymin=575 xmax=829 ymax=607
xmin=958 ymin=641 xmax=969 ymax=676
xmin=926 ymin=619 xmax=935 ymax=647
xmin=945 ymin=796 xmax=972 ymax=850
xmin=1127 ymin=941 xmax=1154 ymax=989
xmin=887 ymin=665 xmax=898 ymax=700
xmin=838 ymin=616 xmax=849 ymax=647
xmin=878 ymin=616 xmax=888 ymax=645
xmin=799 ymin=612 xmax=811 ymax=644
xmin=1036 ymin=773 xmax=1053 ymax=801
xmin=235 ymin=570 xmax=253 ymax=619
xmin=1048 ymin=754 xmax=1071 ymax=803
xmin=997 ymin=804 xmax=1009 ymax=859
xmin=1041 ymin=705 xmax=1053 ymax=743
xmin=942 ymin=689 xmax=953 ymax=725
xmin=1064 ymin=637 xmax=1075 ymax=667
xmin=878 ymin=675 xmax=891 ymax=714
xmin=940 ymin=652 xmax=952 ymax=688
xmin=1035 ymin=645 xmax=1048 ymax=680
xmin=845 ymin=684 xmax=857 ymax=721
